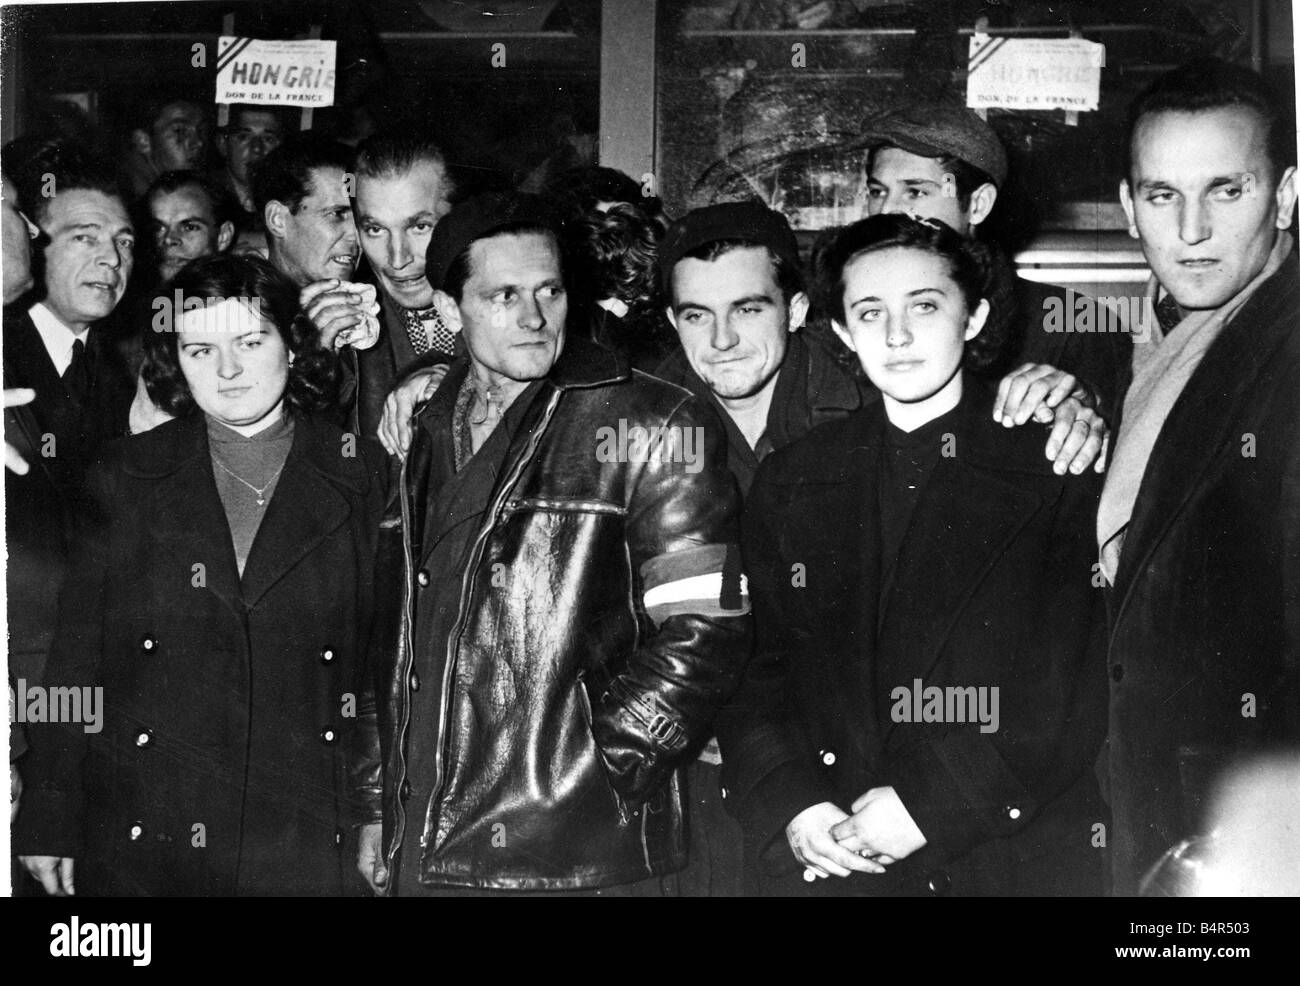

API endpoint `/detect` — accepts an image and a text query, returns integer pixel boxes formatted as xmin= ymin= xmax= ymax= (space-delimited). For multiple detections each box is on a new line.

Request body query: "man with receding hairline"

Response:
xmin=300 ymin=134 xmax=461 ymax=439
xmin=1100 ymin=57 xmax=1299 ymax=895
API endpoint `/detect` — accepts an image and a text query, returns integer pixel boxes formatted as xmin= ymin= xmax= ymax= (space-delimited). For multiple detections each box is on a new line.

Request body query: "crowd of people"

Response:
xmin=4 ymin=54 xmax=1297 ymax=896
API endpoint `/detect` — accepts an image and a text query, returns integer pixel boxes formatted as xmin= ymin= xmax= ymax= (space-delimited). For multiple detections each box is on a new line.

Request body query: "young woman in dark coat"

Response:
xmin=15 ymin=255 xmax=387 ymax=896
xmin=717 ymin=215 xmax=1108 ymax=896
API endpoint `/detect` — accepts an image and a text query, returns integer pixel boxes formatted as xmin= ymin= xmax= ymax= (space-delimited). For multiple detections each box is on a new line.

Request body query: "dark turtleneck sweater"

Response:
xmin=206 ymin=412 xmax=295 ymax=576
xmin=880 ymin=400 xmax=962 ymax=573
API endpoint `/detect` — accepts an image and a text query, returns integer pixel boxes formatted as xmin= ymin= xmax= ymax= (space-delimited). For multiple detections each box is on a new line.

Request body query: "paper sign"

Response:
xmin=966 ymin=37 xmax=1104 ymax=112
xmin=215 ymin=37 xmax=337 ymax=107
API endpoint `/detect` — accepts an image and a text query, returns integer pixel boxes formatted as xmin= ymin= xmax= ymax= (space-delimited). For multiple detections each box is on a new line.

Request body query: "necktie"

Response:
xmin=1155 ymin=294 xmax=1182 ymax=336
xmin=402 ymin=307 xmax=456 ymax=357
xmin=63 ymin=338 xmax=90 ymax=403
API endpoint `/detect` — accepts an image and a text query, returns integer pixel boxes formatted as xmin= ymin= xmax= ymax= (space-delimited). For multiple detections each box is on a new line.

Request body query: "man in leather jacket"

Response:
xmin=352 ymin=192 xmax=752 ymax=895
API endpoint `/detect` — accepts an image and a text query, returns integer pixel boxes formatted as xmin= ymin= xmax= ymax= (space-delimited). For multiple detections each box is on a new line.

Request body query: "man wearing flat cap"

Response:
xmin=863 ymin=99 xmax=1125 ymax=474
xmin=351 ymin=191 xmax=752 ymax=895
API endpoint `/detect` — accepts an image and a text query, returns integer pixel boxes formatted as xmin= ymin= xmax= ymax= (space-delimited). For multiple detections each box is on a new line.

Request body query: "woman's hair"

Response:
xmin=574 ymin=202 xmax=663 ymax=313
xmin=143 ymin=253 xmax=340 ymax=416
xmin=562 ymin=201 xmax=676 ymax=366
xmin=813 ymin=213 xmax=1015 ymax=374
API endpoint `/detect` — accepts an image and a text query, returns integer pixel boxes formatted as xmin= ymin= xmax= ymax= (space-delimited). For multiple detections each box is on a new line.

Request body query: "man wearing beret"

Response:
xmin=351 ymin=191 xmax=752 ymax=895
xmin=651 ymin=201 xmax=868 ymax=895
xmin=863 ymin=99 xmax=1126 ymax=467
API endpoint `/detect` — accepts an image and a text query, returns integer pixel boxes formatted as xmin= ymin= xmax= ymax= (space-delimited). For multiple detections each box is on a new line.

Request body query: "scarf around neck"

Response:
xmin=1097 ymin=230 xmax=1295 ymax=585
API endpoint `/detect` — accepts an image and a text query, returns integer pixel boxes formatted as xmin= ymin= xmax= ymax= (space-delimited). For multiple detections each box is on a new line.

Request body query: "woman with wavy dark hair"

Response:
xmin=573 ymin=202 xmax=679 ymax=370
xmin=717 ymin=214 xmax=1107 ymax=896
xmin=15 ymin=254 xmax=387 ymax=896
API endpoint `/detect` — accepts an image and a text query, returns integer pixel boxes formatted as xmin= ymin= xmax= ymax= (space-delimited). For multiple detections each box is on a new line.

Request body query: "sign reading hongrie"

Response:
xmin=966 ymin=37 xmax=1104 ymax=112
xmin=215 ymin=36 xmax=337 ymax=107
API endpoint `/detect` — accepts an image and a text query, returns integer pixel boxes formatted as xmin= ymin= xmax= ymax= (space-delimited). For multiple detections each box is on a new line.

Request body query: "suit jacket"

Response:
xmin=717 ymin=379 xmax=1108 ymax=896
xmin=1106 ymin=249 xmax=1300 ymax=895
xmin=4 ymin=309 xmax=133 ymax=687
xmin=348 ymin=290 xmax=454 ymax=440
xmin=11 ymin=412 xmax=387 ymax=896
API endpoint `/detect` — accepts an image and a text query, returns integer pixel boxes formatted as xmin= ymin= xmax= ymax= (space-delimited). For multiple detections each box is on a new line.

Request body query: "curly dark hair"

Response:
xmin=573 ymin=203 xmax=662 ymax=312
xmin=143 ymin=253 xmax=340 ymax=416
xmin=813 ymin=213 xmax=1014 ymax=374
xmin=543 ymin=165 xmax=666 ymax=231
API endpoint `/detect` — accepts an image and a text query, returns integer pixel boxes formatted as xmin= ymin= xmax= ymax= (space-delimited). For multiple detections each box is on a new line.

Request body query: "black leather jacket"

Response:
xmin=353 ymin=338 xmax=752 ymax=891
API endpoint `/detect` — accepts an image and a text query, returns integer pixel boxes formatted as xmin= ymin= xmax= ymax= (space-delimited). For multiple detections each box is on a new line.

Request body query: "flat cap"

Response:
xmin=659 ymin=201 xmax=801 ymax=293
xmin=425 ymin=191 xmax=556 ymax=291
xmin=860 ymin=100 xmax=1007 ymax=188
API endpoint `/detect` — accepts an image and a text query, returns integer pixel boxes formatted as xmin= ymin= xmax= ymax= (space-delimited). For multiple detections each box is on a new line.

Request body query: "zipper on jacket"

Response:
xmin=640 ymin=800 xmax=652 ymax=874
xmin=425 ymin=389 xmax=564 ymax=852
xmin=385 ymin=449 xmax=418 ymax=875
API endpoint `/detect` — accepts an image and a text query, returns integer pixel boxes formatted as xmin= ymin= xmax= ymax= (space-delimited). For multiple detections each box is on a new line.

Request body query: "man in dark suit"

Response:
xmin=300 ymin=135 xmax=460 ymax=440
xmin=4 ymin=146 xmax=136 ymax=694
xmin=1099 ymin=58 xmax=1299 ymax=895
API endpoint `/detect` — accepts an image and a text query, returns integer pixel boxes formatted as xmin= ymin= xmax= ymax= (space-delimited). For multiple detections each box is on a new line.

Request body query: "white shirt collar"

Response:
xmin=28 ymin=302 xmax=90 ymax=377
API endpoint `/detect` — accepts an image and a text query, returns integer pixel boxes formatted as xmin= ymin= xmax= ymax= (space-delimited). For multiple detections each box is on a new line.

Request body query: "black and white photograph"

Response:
xmin=1 ymin=0 xmax=1297 ymax=957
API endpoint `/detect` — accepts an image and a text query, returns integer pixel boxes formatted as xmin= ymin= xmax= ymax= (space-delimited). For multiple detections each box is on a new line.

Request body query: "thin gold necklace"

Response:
xmin=211 ymin=456 xmax=286 ymax=507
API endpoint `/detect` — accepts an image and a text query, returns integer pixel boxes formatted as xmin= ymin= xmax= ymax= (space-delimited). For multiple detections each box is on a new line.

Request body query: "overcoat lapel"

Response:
xmin=4 ymin=312 xmax=66 ymax=403
xmin=143 ymin=416 xmax=245 ymax=622
xmin=1110 ymin=265 xmax=1300 ymax=634
xmin=240 ymin=417 xmax=355 ymax=608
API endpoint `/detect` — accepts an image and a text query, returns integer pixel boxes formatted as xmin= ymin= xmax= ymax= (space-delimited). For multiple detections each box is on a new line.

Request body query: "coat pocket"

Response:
xmin=574 ymin=673 xmax=633 ymax=826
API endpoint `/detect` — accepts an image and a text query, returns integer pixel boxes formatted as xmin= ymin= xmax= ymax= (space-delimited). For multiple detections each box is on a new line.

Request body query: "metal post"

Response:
xmin=598 ymin=0 xmax=656 ymax=187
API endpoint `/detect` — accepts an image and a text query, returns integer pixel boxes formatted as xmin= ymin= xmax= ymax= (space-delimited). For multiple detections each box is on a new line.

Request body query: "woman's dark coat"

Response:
xmin=13 ymin=412 xmax=387 ymax=896
xmin=716 ymin=381 xmax=1108 ymax=896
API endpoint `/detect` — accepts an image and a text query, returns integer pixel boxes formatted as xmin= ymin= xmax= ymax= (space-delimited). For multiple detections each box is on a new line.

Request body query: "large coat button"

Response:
xmin=1006 ymin=805 xmax=1022 ymax=821
xmin=140 ymin=635 xmax=157 ymax=653
xmin=128 ymin=822 xmax=146 ymax=841
xmin=926 ymin=871 xmax=951 ymax=896
xmin=320 ymin=727 xmax=337 ymax=745
xmin=135 ymin=729 xmax=154 ymax=748
xmin=320 ymin=647 xmax=336 ymax=664
xmin=409 ymin=672 xmax=420 ymax=692
xmin=417 ymin=570 xmax=430 ymax=587
xmin=820 ymin=749 xmax=837 ymax=766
